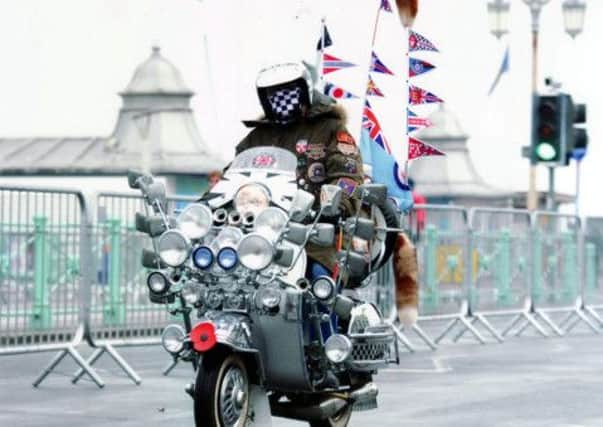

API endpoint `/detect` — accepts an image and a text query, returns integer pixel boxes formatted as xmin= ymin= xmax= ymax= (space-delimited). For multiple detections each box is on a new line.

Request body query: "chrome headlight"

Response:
xmin=238 ymin=233 xmax=274 ymax=271
xmin=147 ymin=271 xmax=171 ymax=294
xmin=254 ymin=207 xmax=288 ymax=242
xmin=217 ymin=247 xmax=238 ymax=271
xmin=181 ymin=282 xmax=201 ymax=305
xmin=211 ymin=226 xmax=244 ymax=252
xmin=256 ymin=287 xmax=281 ymax=310
xmin=192 ymin=246 xmax=214 ymax=270
xmin=158 ymin=230 xmax=191 ymax=267
xmin=234 ymin=184 xmax=270 ymax=217
xmin=324 ymin=334 xmax=352 ymax=363
xmin=161 ymin=324 xmax=187 ymax=354
xmin=177 ymin=203 xmax=212 ymax=240
xmin=311 ymin=276 xmax=336 ymax=302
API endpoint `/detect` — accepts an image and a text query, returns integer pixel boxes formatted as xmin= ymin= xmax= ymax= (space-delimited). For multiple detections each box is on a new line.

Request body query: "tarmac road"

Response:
xmin=1 ymin=330 xmax=602 ymax=427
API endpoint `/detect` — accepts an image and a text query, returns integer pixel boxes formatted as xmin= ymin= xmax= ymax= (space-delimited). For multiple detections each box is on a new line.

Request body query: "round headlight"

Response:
xmin=324 ymin=334 xmax=352 ymax=364
xmin=211 ymin=226 xmax=244 ymax=252
xmin=257 ymin=287 xmax=281 ymax=310
xmin=181 ymin=282 xmax=200 ymax=305
xmin=161 ymin=324 xmax=187 ymax=354
xmin=234 ymin=184 xmax=270 ymax=217
xmin=217 ymin=247 xmax=238 ymax=270
xmin=312 ymin=276 xmax=336 ymax=302
xmin=177 ymin=203 xmax=212 ymax=240
xmin=238 ymin=233 xmax=274 ymax=271
xmin=157 ymin=230 xmax=191 ymax=267
xmin=254 ymin=207 xmax=288 ymax=241
xmin=147 ymin=271 xmax=171 ymax=294
xmin=193 ymin=246 xmax=214 ymax=270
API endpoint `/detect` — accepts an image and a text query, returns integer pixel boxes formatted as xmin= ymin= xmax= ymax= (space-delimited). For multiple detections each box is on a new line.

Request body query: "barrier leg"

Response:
xmin=411 ymin=324 xmax=438 ymax=351
xmin=72 ymin=347 xmax=104 ymax=384
xmin=451 ymin=317 xmax=477 ymax=343
xmin=391 ymin=326 xmax=416 ymax=353
xmin=104 ymin=344 xmax=142 ymax=385
xmin=67 ymin=346 xmax=105 ymax=388
xmin=163 ymin=358 xmax=180 ymax=376
xmin=457 ymin=316 xmax=486 ymax=344
xmin=501 ymin=313 xmax=523 ymax=337
xmin=513 ymin=313 xmax=549 ymax=338
xmin=475 ymin=314 xmax=504 ymax=343
xmin=585 ymin=306 xmax=603 ymax=327
xmin=434 ymin=318 xmax=459 ymax=344
xmin=33 ymin=349 xmax=69 ymax=387
xmin=534 ymin=310 xmax=565 ymax=337
xmin=556 ymin=311 xmax=575 ymax=330
xmin=572 ymin=309 xmax=600 ymax=334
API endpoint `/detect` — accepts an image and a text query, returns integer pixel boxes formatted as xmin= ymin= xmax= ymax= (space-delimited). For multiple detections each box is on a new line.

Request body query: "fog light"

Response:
xmin=193 ymin=246 xmax=214 ymax=270
xmin=161 ymin=324 xmax=187 ymax=354
xmin=147 ymin=271 xmax=170 ymax=294
xmin=324 ymin=334 xmax=352 ymax=363
xmin=311 ymin=276 xmax=336 ymax=302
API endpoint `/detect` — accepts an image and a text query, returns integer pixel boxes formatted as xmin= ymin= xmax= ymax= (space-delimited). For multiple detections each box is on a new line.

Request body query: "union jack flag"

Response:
xmin=370 ymin=52 xmax=394 ymax=75
xmin=409 ymin=30 xmax=439 ymax=52
xmin=409 ymin=57 xmax=435 ymax=78
xmin=381 ymin=0 xmax=392 ymax=12
xmin=362 ymin=101 xmax=391 ymax=154
xmin=367 ymin=76 xmax=384 ymax=97
xmin=409 ymin=84 xmax=443 ymax=105
xmin=408 ymin=108 xmax=432 ymax=133
xmin=322 ymin=53 xmax=356 ymax=74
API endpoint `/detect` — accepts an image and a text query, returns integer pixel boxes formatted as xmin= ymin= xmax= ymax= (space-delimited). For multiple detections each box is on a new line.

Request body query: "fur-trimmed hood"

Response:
xmin=243 ymin=90 xmax=347 ymax=128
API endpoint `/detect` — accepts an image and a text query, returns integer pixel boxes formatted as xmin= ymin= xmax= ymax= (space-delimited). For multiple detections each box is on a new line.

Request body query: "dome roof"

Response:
xmin=123 ymin=46 xmax=192 ymax=95
xmin=415 ymin=104 xmax=467 ymax=140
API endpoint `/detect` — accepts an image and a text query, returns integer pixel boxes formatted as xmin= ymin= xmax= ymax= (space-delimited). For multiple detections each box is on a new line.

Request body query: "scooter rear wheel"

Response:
xmin=308 ymin=404 xmax=352 ymax=427
xmin=194 ymin=351 xmax=250 ymax=427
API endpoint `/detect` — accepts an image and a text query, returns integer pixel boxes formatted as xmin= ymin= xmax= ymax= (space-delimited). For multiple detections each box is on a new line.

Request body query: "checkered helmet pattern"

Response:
xmin=267 ymin=87 xmax=302 ymax=123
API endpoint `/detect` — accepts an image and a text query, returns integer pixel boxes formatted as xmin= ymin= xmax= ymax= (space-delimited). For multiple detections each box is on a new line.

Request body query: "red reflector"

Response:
xmin=190 ymin=322 xmax=217 ymax=352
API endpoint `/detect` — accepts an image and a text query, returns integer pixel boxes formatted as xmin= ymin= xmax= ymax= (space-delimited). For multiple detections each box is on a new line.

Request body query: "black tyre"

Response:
xmin=194 ymin=351 xmax=251 ymax=427
xmin=309 ymin=404 xmax=353 ymax=427
xmin=371 ymin=197 xmax=400 ymax=271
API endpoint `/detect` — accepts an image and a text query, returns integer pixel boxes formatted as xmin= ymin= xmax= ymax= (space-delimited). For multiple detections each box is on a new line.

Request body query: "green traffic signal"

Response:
xmin=535 ymin=142 xmax=557 ymax=161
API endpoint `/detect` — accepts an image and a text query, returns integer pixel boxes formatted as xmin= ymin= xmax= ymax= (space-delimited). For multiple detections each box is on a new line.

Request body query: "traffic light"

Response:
xmin=568 ymin=101 xmax=588 ymax=161
xmin=532 ymin=94 xmax=566 ymax=165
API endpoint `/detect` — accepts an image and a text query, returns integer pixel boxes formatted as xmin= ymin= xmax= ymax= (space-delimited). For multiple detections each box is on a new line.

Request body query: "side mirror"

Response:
xmin=136 ymin=213 xmax=168 ymax=237
xmin=344 ymin=217 xmax=375 ymax=241
xmin=309 ymin=223 xmax=335 ymax=247
xmin=141 ymin=248 xmax=167 ymax=269
xmin=128 ymin=170 xmax=144 ymax=189
xmin=135 ymin=212 xmax=150 ymax=234
xmin=289 ymin=190 xmax=315 ymax=222
xmin=358 ymin=184 xmax=387 ymax=205
xmin=319 ymin=185 xmax=343 ymax=217
xmin=284 ymin=223 xmax=310 ymax=245
xmin=338 ymin=250 xmax=368 ymax=277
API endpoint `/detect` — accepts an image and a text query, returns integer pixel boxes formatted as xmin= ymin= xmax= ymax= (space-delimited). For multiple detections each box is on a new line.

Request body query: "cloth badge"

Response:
xmin=252 ymin=153 xmax=276 ymax=168
xmin=337 ymin=142 xmax=358 ymax=156
xmin=307 ymin=143 xmax=327 ymax=160
xmin=307 ymin=162 xmax=326 ymax=183
xmin=296 ymin=139 xmax=308 ymax=154
xmin=344 ymin=159 xmax=358 ymax=174
xmin=336 ymin=178 xmax=358 ymax=196
xmin=336 ymin=131 xmax=356 ymax=145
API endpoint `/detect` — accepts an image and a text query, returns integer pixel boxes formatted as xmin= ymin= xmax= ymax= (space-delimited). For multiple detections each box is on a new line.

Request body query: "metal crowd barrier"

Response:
xmin=583 ymin=217 xmax=603 ymax=327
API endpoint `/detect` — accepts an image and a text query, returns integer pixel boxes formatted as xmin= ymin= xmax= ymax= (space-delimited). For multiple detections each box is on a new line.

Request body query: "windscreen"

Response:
xmin=228 ymin=146 xmax=297 ymax=174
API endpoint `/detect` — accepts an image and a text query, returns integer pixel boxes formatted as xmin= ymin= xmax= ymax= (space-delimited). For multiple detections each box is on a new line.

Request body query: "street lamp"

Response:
xmin=487 ymin=0 xmax=511 ymax=39
xmin=562 ymin=0 xmax=587 ymax=38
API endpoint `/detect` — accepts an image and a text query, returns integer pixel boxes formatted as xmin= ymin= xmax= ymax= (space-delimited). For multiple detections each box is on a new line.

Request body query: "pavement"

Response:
xmin=1 ymin=322 xmax=603 ymax=427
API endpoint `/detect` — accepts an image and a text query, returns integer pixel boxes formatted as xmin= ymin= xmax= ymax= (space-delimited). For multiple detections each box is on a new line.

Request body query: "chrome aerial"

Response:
xmin=219 ymin=366 xmax=248 ymax=427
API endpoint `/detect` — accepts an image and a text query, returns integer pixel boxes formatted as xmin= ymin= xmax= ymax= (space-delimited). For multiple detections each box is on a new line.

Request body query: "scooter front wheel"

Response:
xmin=194 ymin=351 xmax=251 ymax=427
xmin=309 ymin=404 xmax=352 ymax=427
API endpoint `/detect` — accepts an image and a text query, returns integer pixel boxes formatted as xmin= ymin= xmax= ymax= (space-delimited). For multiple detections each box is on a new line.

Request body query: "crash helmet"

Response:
xmin=256 ymin=62 xmax=313 ymax=124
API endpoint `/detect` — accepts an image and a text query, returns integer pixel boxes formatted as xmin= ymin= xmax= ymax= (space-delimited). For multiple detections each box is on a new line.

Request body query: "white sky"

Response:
xmin=0 ymin=0 xmax=601 ymax=214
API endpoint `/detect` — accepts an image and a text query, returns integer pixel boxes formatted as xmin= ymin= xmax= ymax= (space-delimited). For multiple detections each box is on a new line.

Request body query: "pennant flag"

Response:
xmin=408 ymin=108 xmax=432 ymax=133
xmin=324 ymin=82 xmax=358 ymax=100
xmin=322 ymin=53 xmax=356 ymax=74
xmin=370 ymin=52 xmax=394 ymax=75
xmin=409 ymin=84 xmax=443 ymax=105
xmin=359 ymin=128 xmax=413 ymax=210
xmin=367 ymin=76 xmax=385 ymax=97
xmin=409 ymin=30 xmax=439 ymax=52
xmin=316 ymin=25 xmax=333 ymax=51
xmin=381 ymin=0 xmax=393 ymax=12
xmin=488 ymin=46 xmax=510 ymax=95
xmin=362 ymin=101 xmax=391 ymax=153
xmin=409 ymin=57 xmax=435 ymax=78
xmin=408 ymin=137 xmax=445 ymax=160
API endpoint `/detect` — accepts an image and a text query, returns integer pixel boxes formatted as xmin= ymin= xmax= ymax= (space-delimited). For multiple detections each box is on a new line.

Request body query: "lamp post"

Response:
xmin=487 ymin=0 xmax=586 ymax=210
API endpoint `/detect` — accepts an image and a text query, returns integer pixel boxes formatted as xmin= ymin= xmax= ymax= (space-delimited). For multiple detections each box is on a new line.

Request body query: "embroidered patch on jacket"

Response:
xmin=307 ymin=162 xmax=326 ymax=183
xmin=344 ymin=159 xmax=358 ymax=174
xmin=336 ymin=131 xmax=356 ymax=145
xmin=336 ymin=178 xmax=358 ymax=196
xmin=296 ymin=139 xmax=308 ymax=154
xmin=336 ymin=142 xmax=358 ymax=156
xmin=307 ymin=143 xmax=327 ymax=160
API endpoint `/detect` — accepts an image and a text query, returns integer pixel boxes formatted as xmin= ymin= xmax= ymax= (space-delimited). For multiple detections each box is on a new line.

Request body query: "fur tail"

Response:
xmin=393 ymin=233 xmax=419 ymax=326
xmin=395 ymin=0 xmax=419 ymax=28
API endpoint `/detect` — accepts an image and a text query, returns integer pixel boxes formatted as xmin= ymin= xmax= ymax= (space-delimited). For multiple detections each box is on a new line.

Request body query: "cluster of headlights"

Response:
xmin=155 ymin=184 xmax=289 ymax=274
